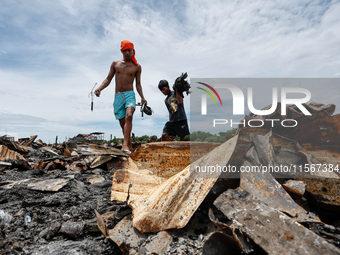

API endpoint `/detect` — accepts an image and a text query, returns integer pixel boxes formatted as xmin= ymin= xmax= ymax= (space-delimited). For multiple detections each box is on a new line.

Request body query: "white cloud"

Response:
xmin=0 ymin=0 xmax=339 ymax=142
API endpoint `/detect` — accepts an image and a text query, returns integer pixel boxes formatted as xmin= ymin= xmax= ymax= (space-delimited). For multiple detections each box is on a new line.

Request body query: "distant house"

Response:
xmin=90 ymin=132 xmax=105 ymax=141
xmin=1 ymin=135 xmax=15 ymax=142
xmin=67 ymin=132 xmax=105 ymax=147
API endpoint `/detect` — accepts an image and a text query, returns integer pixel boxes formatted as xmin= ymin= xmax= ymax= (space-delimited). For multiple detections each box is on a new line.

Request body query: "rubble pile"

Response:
xmin=0 ymin=102 xmax=340 ymax=254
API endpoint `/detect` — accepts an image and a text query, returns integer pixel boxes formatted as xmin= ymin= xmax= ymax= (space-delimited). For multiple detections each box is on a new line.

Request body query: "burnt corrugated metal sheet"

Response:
xmin=301 ymin=144 xmax=340 ymax=173
xmin=214 ymin=187 xmax=340 ymax=255
xmin=283 ymin=180 xmax=306 ymax=196
xmin=241 ymin=162 xmax=309 ymax=219
xmin=111 ymin=138 xmax=238 ymax=233
xmin=111 ymin=158 xmax=165 ymax=202
xmin=131 ymin=136 xmax=239 ymax=233
xmin=131 ymin=141 xmax=221 ymax=179
xmin=240 ymin=132 xmax=310 ymax=219
xmin=301 ymin=178 xmax=340 ymax=206
xmin=75 ymin=143 xmax=127 ymax=156
xmin=111 ymin=141 xmax=221 ymax=203
xmin=0 ymin=145 xmax=25 ymax=161
xmin=96 ymin=213 xmax=172 ymax=255
xmin=293 ymin=114 xmax=340 ymax=145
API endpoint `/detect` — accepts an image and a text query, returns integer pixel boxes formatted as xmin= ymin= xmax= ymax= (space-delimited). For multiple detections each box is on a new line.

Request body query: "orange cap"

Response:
xmin=120 ymin=40 xmax=138 ymax=65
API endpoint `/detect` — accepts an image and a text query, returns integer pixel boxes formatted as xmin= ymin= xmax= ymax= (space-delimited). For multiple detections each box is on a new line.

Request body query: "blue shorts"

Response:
xmin=113 ymin=90 xmax=136 ymax=120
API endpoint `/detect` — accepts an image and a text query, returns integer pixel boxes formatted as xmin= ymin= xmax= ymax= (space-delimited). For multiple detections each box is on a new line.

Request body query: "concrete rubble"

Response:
xmin=0 ymin=102 xmax=340 ymax=254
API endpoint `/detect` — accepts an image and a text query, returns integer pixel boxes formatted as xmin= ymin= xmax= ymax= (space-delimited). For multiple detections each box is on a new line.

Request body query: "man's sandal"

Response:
xmin=121 ymin=149 xmax=132 ymax=155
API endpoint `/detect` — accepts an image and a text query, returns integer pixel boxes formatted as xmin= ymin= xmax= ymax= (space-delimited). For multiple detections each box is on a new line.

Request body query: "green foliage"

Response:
xmin=135 ymin=135 xmax=151 ymax=142
xmin=107 ymin=135 xmax=158 ymax=144
xmin=189 ymin=131 xmax=212 ymax=142
xmin=205 ymin=135 xmax=219 ymax=143
xmin=189 ymin=129 xmax=237 ymax=143
xmin=218 ymin=129 xmax=237 ymax=140
xmin=104 ymin=131 xmax=237 ymax=144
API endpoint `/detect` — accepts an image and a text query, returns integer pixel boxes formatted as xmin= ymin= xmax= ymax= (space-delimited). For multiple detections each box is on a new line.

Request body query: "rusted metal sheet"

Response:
xmin=240 ymin=131 xmax=317 ymax=220
xmin=241 ymin=160 xmax=309 ymax=219
xmin=106 ymin=157 xmax=125 ymax=171
xmin=238 ymin=128 xmax=340 ymax=210
xmin=21 ymin=135 xmax=38 ymax=146
xmin=32 ymin=161 xmax=48 ymax=170
xmin=26 ymin=179 xmax=69 ymax=192
xmin=269 ymin=132 xmax=305 ymax=168
xmin=293 ymin=114 xmax=340 ymax=145
xmin=95 ymin=210 xmax=109 ymax=238
xmin=253 ymin=130 xmax=278 ymax=166
xmin=0 ymin=161 xmax=12 ymax=170
xmin=131 ymin=136 xmax=239 ymax=233
xmin=111 ymin=158 xmax=165 ymax=203
xmin=90 ymin=155 xmax=115 ymax=168
xmin=241 ymin=102 xmax=335 ymax=138
xmin=61 ymin=142 xmax=72 ymax=158
xmin=96 ymin=213 xmax=172 ymax=255
xmin=73 ymin=143 xmax=128 ymax=168
xmin=298 ymin=144 xmax=340 ymax=206
xmin=208 ymin=208 xmax=254 ymax=254
xmin=44 ymin=161 xmax=56 ymax=170
xmin=75 ymin=143 xmax=127 ymax=156
xmin=214 ymin=188 xmax=340 ymax=255
xmin=131 ymin=141 xmax=221 ymax=179
xmin=301 ymin=144 xmax=340 ymax=174
xmin=251 ymin=131 xmax=307 ymax=178
xmin=131 ymin=141 xmax=190 ymax=179
xmin=0 ymin=178 xmax=69 ymax=192
xmin=283 ymin=180 xmax=306 ymax=196
xmin=300 ymin=178 xmax=340 ymax=207
xmin=143 ymin=231 xmax=173 ymax=254
xmin=111 ymin=142 xmax=220 ymax=203
xmin=39 ymin=146 xmax=59 ymax=156
xmin=225 ymin=127 xmax=305 ymax=177
xmin=0 ymin=137 xmax=28 ymax=154
xmin=0 ymin=145 xmax=26 ymax=161
xmin=87 ymin=175 xmax=105 ymax=184
xmin=227 ymin=128 xmax=269 ymax=169
xmin=109 ymin=214 xmax=136 ymax=244
xmin=0 ymin=179 xmax=33 ymax=189
xmin=69 ymin=161 xmax=87 ymax=173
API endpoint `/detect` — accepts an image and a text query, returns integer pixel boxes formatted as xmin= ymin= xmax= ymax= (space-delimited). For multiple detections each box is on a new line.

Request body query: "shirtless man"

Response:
xmin=95 ymin=40 xmax=147 ymax=154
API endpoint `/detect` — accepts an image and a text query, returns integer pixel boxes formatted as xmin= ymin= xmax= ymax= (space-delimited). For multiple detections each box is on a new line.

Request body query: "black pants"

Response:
xmin=163 ymin=119 xmax=190 ymax=137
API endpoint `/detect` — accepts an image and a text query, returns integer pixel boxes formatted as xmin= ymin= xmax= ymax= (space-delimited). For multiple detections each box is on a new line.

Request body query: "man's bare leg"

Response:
xmin=120 ymin=107 xmax=135 ymax=152
xmin=119 ymin=118 xmax=125 ymax=134
xmin=119 ymin=117 xmax=126 ymax=149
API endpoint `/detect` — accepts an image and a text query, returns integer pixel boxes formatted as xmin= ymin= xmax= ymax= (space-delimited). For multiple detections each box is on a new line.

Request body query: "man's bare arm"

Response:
xmin=135 ymin=65 xmax=147 ymax=104
xmin=95 ymin=61 xmax=116 ymax=97
xmin=176 ymin=90 xmax=183 ymax=104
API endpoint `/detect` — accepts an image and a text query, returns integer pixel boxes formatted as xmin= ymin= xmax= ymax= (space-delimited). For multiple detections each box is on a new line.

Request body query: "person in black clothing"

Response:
xmin=158 ymin=80 xmax=190 ymax=141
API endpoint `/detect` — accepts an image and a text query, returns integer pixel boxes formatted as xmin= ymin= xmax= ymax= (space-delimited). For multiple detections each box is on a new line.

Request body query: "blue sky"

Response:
xmin=1 ymin=0 xmax=340 ymax=143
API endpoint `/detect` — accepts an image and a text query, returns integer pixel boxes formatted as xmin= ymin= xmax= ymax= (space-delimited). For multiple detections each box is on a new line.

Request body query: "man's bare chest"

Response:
xmin=116 ymin=63 xmax=137 ymax=76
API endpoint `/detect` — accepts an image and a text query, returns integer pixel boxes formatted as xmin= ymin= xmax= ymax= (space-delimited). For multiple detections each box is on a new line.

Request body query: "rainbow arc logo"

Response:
xmin=196 ymin=82 xmax=222 ymax=106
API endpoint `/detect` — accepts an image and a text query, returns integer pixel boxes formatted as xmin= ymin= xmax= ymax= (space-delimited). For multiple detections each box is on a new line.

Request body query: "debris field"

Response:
xmin=1 ymin=102 xmax=340 ymax=255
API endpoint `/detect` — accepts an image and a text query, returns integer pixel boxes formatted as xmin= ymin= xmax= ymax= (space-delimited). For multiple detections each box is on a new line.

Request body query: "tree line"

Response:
xmin=189 ymin=129 xmax=237 ymax=143
xmin=122 ymin=129 xmax=237 ymax=143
